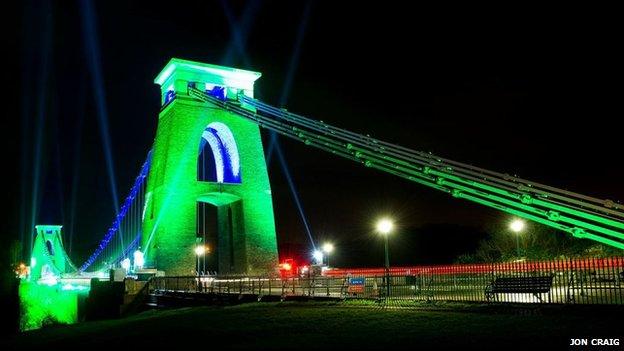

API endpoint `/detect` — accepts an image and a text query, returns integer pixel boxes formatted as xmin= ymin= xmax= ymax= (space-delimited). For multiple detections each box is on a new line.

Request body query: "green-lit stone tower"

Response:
xmin=30 ymin=225 xmax=69 ymax=281
xmin=142 ymin=58 xmax=278 ymax=276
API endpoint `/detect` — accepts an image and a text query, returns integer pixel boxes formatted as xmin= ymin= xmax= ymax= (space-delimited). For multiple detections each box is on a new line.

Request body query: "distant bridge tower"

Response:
xmin=142 ymin=58 xmax=279 ymax=276
xmin=30 ymin=225 xmax=70 ymax=281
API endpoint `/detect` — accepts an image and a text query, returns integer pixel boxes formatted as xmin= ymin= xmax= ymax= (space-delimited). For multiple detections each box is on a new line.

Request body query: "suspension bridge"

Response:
xmin=26 ymin=57 xmax=624 ymax=287
xmin=14 ymin=58 xmax=624 ymax=329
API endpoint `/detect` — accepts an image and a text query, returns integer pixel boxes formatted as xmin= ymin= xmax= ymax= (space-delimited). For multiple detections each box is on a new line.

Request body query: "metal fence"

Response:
xmin=149 ymin=257 xmax=624 ymax=305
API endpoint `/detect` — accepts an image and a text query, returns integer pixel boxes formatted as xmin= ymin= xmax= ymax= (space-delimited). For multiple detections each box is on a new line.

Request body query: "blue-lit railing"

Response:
xmin=78 ymin=150 xmax=152 ymax=272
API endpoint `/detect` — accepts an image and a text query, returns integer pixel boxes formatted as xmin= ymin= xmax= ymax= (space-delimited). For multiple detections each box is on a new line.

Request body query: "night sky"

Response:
xmin=7 ymin=1 xmax=623 ymax=269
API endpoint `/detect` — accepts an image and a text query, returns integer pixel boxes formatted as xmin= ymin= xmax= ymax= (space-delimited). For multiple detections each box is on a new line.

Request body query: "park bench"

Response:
xmin=589 ymin=270 xmax=624 ymax=285
xmin=566 ymin=270 xmax=624 ymax=303
xmin=485 ymin=275 xmax=554 ymax=302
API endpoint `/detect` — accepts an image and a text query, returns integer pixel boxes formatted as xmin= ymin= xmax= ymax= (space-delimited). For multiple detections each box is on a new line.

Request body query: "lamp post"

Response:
xmin=133 ymin=249 xmax=144 ymax=271
xmin=121 ymin=258 xmax=131 ymax=272
xmin=194 ymin=245 xmax=206 ymax=276
xmin=509 ymin=219 xmax=525 ymax=257
xmin=313 ymin=250 xmax=324 ymax=265
xmin=202 ymin=231 xmax=206 ymax=274
xmin=376 ymin=218 xmax=394 ymax=298
xmin=322 ymin=243 xmax=334 ymax=267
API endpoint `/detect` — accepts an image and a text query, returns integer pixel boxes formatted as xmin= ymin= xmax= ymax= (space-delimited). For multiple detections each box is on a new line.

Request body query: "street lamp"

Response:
xmin=133 ymin=249 xmax=144 ymax=271
xmin=121 ymin=258 xmax=131 ymax=272
xmin=509 ymin=219 xmax=525 ymax=257
xmin=322 ymin=243 xmax=334 ymax=267
xmin=376 ymin=218 xmax=394 ymax=298
xmin=312 ymin=250 xmax=324 ymax=265
xmin=194 ymin=245 xmax=206 ymax=276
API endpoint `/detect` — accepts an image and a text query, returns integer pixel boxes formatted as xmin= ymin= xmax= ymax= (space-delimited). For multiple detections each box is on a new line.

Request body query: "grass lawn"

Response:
xmin=5 ymin=302 xmax=622 ymax=349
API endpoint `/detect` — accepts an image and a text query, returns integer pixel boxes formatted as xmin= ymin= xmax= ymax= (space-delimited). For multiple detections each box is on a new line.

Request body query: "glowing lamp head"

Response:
xmin=133 ymin=250 xmax=145 ymax=269
xmin=121 ymin=258 xmax=131 ymax=271
xmin=281 ymin=262 xmax=292 ymax=271
xmin=312 ymin=250 xmax=324 ymax=264
xmin=376 ymin=218 xmax=394 ymax=235
xmin=322 ymin=243 xmax=334 ymax=254
xmin=510 ymin=219 xmax=525 ymax=233
xmin=194 ymin=245 xmax=206 ymax=256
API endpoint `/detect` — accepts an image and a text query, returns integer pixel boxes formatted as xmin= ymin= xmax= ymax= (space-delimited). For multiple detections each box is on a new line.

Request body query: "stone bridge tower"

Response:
xmin=142 ymin=58 xmax=278 ymax=276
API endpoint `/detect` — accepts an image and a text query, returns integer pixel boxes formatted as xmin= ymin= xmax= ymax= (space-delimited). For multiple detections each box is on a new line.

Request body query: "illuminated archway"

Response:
xmin=198 ymin=122 xmax=241 ymax=183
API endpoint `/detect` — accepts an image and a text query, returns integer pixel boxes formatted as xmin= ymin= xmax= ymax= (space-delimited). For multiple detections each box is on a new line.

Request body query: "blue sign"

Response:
xmin=348 ymin=277 xmax=365 ymax=293
xmin=349 ymin=277 xmax=365 ymax=285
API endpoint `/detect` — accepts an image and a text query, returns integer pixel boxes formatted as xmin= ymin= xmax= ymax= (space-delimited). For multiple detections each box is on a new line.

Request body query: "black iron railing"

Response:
xmin=149 ymin=256 xmax=624 ymax=305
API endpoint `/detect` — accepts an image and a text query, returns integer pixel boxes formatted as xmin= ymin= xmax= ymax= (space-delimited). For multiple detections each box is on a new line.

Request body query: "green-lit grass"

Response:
xmin=6 ymin=302 xmax=622 ymax=349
